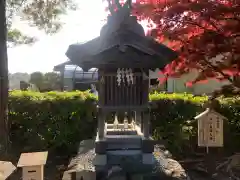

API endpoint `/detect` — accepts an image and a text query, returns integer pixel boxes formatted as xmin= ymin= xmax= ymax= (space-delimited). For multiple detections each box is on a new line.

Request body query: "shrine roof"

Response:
xmin=66 ymin=12 xmax=177 ymax=70
xmin=66 ymin=32 xmax=177 ymax=70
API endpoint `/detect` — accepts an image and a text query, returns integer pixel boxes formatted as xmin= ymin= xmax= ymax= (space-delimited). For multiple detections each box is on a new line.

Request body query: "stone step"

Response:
xmin=104 ymin=135 xmax=143 ymax=142
xmin=106 ymin=130 xmax=138 ymax=135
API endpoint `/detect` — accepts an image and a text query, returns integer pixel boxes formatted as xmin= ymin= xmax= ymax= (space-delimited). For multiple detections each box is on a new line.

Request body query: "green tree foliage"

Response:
xmin=40 ymin=72 xmax=61 ymax=91
xmin=30 ymin=71 xmax=61 ymax=91
xmin=6 ymin=0 xmax=77 ymax=45
xmin=29 ymin=71 xmax=44 ymax=89
xmin=1 ymin=0 xmax=76 ymax=153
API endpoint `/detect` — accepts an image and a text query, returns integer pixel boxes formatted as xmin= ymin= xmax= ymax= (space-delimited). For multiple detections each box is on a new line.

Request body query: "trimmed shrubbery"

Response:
xmin=8 ymin=90 xmax=240 ymax=156
xmin=9 ymin=90 xmax=97 ymax=153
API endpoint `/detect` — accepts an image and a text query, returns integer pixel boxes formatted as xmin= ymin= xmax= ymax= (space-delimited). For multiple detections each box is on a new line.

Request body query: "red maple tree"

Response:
xmin=105 ymin=0 xmax=240 ymax=96
xmin=132 ymin=0 xmax=240 ymax=95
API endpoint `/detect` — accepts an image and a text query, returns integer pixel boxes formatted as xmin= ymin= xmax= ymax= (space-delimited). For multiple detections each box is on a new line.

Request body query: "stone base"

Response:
xmin=142 ymin=138 xmax=154 ymax=153
xmin=142 ymin=153 xmax=154 ymax=165
xmin=95 ymin=139 xmax=107 ymax=154
xmin=93 ymin=155 xmax=107 ymax=166
xmin=62 ymin=139 xmax=190 ymax=180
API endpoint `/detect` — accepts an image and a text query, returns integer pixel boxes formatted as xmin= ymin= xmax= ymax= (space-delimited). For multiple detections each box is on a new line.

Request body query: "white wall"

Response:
xmin=166 ymin=69 xmax=230 ymax=95
xmin=148 ymin=68 xmax=230 ymax=95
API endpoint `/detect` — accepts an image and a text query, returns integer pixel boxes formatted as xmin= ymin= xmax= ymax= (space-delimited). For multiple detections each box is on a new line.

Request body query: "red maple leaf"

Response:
xmin=103 ymin=0 xmax=240 ymax=93
xmin=131 ymin=0 xmax=240 ymax=89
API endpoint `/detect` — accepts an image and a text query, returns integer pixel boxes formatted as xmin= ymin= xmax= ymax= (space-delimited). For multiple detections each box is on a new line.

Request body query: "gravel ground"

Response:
xmin=5 ymin=139 xmax=235 ymax=180
xmin=61 ymin=140 xmax=238 ymax=180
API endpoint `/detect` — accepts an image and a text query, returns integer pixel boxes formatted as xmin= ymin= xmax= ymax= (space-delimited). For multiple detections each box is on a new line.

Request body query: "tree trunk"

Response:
xmin=0 ymin=0 xmax=9 ymax=156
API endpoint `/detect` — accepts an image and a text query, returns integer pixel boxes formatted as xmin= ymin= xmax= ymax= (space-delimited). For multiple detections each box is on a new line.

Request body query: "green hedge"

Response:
xmin=9 ymin=90 xmax=97 ymax=153
xmin=150 ymin=93 xmax=240 ymax=155
xmin=8 ymin=90 xmax=240 ymax=156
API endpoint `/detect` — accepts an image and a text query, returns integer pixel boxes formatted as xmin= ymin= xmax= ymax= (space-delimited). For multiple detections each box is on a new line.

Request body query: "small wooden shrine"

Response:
xmin=66 ymin=1 xmax=177 ymax=179
xmin=17 ymin=151 xmax=48 ymax=180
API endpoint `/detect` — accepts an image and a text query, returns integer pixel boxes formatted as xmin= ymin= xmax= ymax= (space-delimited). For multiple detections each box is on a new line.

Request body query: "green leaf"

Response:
xmin=6 ymin=0 xmax=77 ymax=45
xmin=7 ymin=28 xmax=37 ymax=45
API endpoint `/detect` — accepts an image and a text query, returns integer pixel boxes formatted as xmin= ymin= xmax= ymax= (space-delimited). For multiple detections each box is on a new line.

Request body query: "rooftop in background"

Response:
xmin=53 ymin=61 xmax=72 ymax=71
xmin=54 ymin=61 xmax=98 ymax=79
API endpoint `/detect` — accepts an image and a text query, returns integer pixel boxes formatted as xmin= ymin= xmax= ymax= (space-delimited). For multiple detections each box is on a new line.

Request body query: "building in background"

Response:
xmin=53 ymin=61 xmax=98 ymax=91
xmin=147 ymin=68 xmax=231 ymax=95
xmin=54 ymin=61 xmax=230 ymax=94
xmin=54 ymin=61 xmax=165 ymax=91
xmin=164 ymin=69 xmax=230 ymax=95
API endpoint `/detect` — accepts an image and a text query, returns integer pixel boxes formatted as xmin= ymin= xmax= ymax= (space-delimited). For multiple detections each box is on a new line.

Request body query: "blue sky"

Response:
xmin=8 ymin=0 xmax=108 ymax=73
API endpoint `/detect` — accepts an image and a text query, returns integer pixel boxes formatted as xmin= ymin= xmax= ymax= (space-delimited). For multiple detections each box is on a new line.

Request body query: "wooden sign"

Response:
xmin=17 ymin=151 xmax=48 ymax=180
xmin=195 ymin=109 xmax=225 ymax=147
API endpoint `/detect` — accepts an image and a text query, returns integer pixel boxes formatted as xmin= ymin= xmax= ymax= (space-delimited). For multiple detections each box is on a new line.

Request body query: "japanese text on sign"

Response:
xmin=198 ymin=114 xmax=223 ymax=147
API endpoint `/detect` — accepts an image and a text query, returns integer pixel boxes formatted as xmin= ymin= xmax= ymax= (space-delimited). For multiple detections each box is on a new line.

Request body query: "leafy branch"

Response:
xmin=6 ymin=0 xmax=77 ymax=46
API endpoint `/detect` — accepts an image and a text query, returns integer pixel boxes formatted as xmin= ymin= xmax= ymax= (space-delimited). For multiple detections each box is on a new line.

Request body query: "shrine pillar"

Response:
xmin=143 ymin=71 xmax=150 ymax=138
xmin=135 ymin=111 xmax=141 ymax=128
xmin=98 ymin=108 xmax=105 ymax=138
xmin=143 ymin=109 xmax=150 ymax=138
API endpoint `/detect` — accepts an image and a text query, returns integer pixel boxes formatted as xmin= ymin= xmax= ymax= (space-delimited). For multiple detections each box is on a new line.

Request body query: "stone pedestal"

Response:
xmin=63 ymin=140 xmax=189 ymax=180
xmin=142 ymin=154 xmax=154 ymax=165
